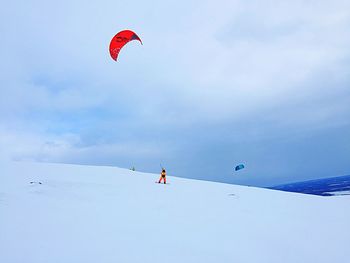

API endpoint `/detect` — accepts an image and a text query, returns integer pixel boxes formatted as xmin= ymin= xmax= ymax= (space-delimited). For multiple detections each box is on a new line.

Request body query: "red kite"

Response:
xmin=109 ymin=30 xmax=142 ymax=61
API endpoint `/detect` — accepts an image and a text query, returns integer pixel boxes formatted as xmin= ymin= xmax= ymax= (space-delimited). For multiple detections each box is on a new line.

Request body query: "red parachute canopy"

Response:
xmin=109 ymin=30 xmax=142 ymax=61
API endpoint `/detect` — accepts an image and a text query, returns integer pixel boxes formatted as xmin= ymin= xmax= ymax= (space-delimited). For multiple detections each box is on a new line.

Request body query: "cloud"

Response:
xmin=1 ymin=0 xmax=350 ymax=185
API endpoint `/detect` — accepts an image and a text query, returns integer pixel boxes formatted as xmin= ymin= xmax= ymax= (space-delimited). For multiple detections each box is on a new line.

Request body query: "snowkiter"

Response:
xmin=158 ymin=169 xmax=167 ymax=184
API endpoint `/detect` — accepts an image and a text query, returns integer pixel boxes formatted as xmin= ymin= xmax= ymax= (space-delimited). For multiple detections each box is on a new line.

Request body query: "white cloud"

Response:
xmin=1 ymin=0 xmax=350 ymax=183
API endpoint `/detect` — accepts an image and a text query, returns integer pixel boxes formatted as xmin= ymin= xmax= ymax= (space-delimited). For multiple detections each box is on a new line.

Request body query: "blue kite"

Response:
xmin=235 ymin=164 xmax=245 ymax=171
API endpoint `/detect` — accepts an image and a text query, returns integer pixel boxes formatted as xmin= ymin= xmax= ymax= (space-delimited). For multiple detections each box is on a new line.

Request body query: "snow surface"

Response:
xmin=1 ymin=161 xmax=349 ymax=263
xmin=325 ymin=190 xmax=350 ymax=196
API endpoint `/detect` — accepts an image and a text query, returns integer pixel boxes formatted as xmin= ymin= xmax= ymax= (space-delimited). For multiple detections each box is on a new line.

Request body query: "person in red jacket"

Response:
xmin=158 ymin=169 xmax=167 ymax=184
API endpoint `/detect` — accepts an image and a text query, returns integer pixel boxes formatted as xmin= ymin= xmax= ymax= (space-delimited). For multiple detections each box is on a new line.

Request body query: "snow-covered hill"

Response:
xmin=1 ymin=161 xmax=349 ymax=263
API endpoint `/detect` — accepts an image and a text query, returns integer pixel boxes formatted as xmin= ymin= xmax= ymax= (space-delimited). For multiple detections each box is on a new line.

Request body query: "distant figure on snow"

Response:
xmin=158 ymin=169 xmax=167 ymax=184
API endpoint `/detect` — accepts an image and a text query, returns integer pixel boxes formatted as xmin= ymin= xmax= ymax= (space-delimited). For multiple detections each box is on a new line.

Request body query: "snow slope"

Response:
xmin=1 ymin=161 xmax=349 ymax=263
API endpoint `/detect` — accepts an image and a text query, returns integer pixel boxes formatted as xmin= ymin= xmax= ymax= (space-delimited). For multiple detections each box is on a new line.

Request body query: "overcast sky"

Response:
xmin=1 ymin=0 xmax=350 ymax=186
